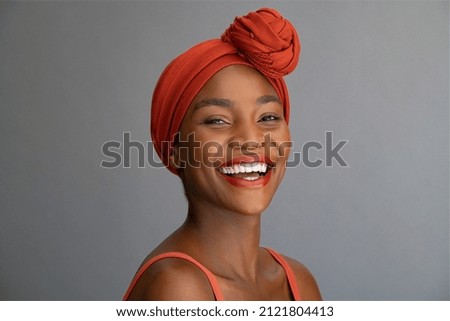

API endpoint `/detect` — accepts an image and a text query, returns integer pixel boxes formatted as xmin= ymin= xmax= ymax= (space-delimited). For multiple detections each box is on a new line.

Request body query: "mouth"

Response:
xmin=218 ymin=162 xmax=271 ymax=180
xmin=217 ymin=156 xmax=274 ymax=187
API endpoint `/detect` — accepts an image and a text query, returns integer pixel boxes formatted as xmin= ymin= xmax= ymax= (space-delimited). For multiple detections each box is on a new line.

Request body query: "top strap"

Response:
xmin=122 ymin=252 xmax=224 ymax=300
xmin=265 ymin=248 xmax=301 ymax=301
xmin=123 ymin=249 xmax=301 ymax=301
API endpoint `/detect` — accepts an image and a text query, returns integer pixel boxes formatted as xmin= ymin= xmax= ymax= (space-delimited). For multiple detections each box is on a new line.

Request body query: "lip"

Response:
xmin=222 ymin=154 xmax=274 ymax=167
xmin=221 ymin=169 xmax=272 ymax=187
xmin=218 ymin=154 xmax=274 ymax=188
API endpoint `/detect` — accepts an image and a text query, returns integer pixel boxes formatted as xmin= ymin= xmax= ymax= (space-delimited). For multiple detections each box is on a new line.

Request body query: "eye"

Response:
xmin=259 ymin=114 xmax=282 ymax=122
xmin=203 ymin=118 xmax=229 ymax=125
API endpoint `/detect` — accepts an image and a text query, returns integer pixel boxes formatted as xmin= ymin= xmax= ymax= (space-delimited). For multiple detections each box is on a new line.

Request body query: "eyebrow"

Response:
xmin=256 ymin=95 xmax=282 ymax=105
xmin=193 ymin=95 xmax=281 ymax=111
xmin=193 ymin=98 xmax=233 ymax=110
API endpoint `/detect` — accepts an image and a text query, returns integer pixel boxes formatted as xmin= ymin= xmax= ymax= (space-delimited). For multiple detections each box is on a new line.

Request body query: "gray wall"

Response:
xmin=1 ymin=1 xmax=448 ymax=300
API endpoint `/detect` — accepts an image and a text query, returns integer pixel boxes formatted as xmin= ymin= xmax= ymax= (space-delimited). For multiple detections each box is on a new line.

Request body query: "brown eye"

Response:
xmin=259 ymin=114 xmax=281 ymax=122
xmin=203 ymin=118 xmax=228 ymax=125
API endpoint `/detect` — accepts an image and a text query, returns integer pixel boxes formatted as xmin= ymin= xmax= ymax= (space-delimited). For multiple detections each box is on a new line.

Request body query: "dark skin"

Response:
xmin=127 ymin=65 xmax=322 ymax=300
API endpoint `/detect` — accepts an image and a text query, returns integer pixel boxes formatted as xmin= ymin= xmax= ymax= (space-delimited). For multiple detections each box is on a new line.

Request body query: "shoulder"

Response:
xmin=126 ymin=255 xmax=216 ymax=301
xmin=283 ymin=255 xmax=322 ymax=301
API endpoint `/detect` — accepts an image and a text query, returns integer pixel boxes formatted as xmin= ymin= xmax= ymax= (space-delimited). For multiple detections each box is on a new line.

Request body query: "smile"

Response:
xmin=217 ymin=156 xmax=274 ymax=187
xmin=218 ymin=162 xmax=269 ymax=180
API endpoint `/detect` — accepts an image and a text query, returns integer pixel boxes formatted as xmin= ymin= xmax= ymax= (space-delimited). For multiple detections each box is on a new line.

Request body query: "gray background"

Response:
xmin=1 ymin=0 xmax=448 ymax=300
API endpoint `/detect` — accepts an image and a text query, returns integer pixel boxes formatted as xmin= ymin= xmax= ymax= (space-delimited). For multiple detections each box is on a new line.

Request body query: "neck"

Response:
xmin=182 ymin=202 xmax=262 ymax=280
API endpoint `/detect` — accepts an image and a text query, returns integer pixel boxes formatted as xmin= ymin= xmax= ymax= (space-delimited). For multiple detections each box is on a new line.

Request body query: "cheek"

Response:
xmin=201 ymin=140 xmax=226 ymax=167
xmin=191 ymin=130 xmax=229 ymax=167
xmin=270 ymin=126 xmax=291 ymax=160
xmin=280 ymin=127 xmax=291 ymax=158
xmin=177 ymin=132 xmax=228 ymax=170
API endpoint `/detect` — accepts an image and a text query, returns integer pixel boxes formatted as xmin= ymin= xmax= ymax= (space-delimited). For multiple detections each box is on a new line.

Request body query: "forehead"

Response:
xmin=194 ymin=64 xmax=278 ymax=100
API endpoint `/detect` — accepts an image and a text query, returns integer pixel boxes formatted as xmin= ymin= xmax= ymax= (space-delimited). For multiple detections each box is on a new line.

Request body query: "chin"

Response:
xmin=226 ymin=193 xmax=274 ymax=216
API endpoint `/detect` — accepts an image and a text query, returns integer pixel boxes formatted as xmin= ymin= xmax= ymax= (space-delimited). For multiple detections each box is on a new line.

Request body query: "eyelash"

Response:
xmin=202 ymin=114 xmax=282 ymax=125
xmin=259 ymin=114 xmax=282 ymax=122
xmin=203 ymin=118 xmax=228 ymax=125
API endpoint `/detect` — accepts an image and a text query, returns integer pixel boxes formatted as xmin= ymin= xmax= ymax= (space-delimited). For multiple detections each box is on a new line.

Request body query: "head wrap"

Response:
xmin=151 ymin=7 xmax=301 ymax=174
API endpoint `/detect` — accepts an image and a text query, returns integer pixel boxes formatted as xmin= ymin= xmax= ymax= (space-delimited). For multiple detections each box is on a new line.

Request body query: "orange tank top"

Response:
xmin=123 ymin=248 xmax=301 ymax=300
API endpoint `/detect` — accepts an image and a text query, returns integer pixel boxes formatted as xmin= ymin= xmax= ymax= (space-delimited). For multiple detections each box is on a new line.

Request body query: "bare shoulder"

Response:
xmin=283 ymin=255 xmax=322 ymax=300
xmin=126 ymin=257 xmax=216 ymax=301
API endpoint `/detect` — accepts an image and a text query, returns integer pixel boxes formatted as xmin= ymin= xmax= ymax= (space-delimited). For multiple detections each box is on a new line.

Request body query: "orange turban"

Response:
xmin=151 ymin=8 xmax=301 ymax=174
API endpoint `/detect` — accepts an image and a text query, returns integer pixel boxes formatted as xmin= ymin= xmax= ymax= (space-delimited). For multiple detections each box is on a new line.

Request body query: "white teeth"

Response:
xmin=219 ymin=162 xmax=269 ymax=175
xmin=243 ymin=176 xmax=258 ymax=181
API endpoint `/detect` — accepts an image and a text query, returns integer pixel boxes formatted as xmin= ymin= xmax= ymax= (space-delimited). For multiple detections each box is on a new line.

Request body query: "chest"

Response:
xmin=217 ymin=274 xmax=293 ymax=300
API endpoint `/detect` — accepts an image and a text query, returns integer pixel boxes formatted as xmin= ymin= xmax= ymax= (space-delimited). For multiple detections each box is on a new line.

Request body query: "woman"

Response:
xmin=124 ymin=7 xmax=321 ymax=301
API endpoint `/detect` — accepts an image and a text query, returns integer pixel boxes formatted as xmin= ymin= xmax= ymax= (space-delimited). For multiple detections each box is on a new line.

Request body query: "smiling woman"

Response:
xmin=123 ymin=7 xmax=321 ymax=301
xmin=176 ymin=65 xmax=289 ymax=215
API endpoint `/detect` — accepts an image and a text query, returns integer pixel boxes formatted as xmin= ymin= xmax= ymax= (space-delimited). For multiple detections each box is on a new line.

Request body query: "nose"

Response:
xmin=226 ymin=119 xmax=266 ymax=153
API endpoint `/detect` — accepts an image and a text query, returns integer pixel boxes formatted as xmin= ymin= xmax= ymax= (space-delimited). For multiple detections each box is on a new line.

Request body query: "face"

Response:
xmin=171 ymin=65 xmax=291 ymax=216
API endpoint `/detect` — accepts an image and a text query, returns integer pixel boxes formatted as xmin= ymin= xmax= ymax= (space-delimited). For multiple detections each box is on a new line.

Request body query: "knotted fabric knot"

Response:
xmin=221 ymin=8 xmax=300 ymax=79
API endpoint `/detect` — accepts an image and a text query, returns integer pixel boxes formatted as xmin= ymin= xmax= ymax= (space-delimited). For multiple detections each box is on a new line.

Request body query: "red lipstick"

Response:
xmin=221 ymin=169 xmax=272 ymax=188
xmin=222 ymin=154 xmax=273 ymax=167
xmin=218 ymin=154 xmax=273 ymax=188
